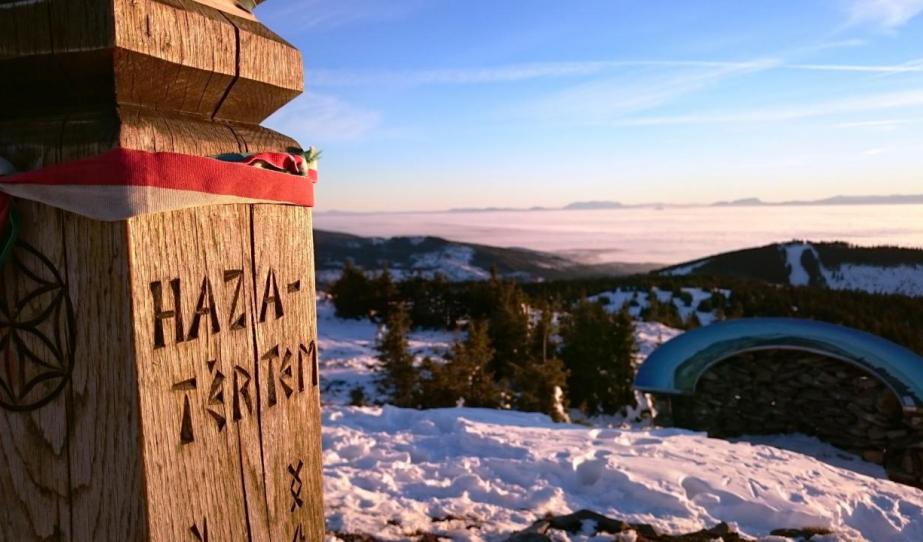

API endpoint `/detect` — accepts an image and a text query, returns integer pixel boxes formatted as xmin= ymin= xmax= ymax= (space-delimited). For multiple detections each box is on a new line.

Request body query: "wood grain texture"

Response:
xmin=193 ymin=0 xmax=258 ymax=21
xmin=125 ymin=204 xmax=324 ymax=541
xmin=1 ymin=0 xmax=302 ymax=123
xmin=0 ymin=107 xmax=302 ymax=174
xmin=1 ymin=0 xmax=320 ymax=538
xmin=1 ymin=204 xmax=324 ymax=540
xmin=0 ymin=0 xmax=113 ymax=116
xmin=250 ymin=205 xmax=324 ymax=542
xmin=230 ymin=122 xmax=302 ymax=154
xmin=214 ymin=14 xmax=304 ymax=124
xmin=0 ymin=202 xmax=73 ymax=541
xmin=127 ymin=205 xmax=260 ymax=542
xmin=64 ymin=212 xmax=149 ymax=541
xmin=1 ymin=202 xmax=150 ymax=541
xmin=113 ymin=0 xmax=238 ymax=117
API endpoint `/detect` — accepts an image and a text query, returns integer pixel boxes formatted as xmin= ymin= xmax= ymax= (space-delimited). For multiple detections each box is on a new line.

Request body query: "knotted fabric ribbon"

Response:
xmin=0 ymin=148 xmax=317 ymax=221
xmin=0 ymin=148 xmax=317 ymax=267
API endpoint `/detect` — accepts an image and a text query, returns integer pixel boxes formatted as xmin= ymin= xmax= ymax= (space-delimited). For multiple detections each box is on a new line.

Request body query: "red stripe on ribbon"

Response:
xmin=0 ymin=148 xmax=316 ymax=207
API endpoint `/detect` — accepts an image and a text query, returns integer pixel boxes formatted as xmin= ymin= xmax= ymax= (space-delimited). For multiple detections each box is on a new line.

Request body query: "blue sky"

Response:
xmin=258 ymin=0 xmax=923 ymax=212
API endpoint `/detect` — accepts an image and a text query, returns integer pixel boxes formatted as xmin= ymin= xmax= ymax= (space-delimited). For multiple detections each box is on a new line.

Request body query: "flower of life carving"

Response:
xmin=0 ymin=240 xmax=76 ymax=412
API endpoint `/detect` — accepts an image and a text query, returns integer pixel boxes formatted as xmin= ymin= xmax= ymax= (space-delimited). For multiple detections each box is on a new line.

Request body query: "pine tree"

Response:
xmin=375 ymin=303 xmax=417 ymax=407
xmin=369 ymin=266 xmax=398 ymax=322
xmin=419 ymin=320 xmax=502 ymax=409
xmin=511 ymin=357 xmax=569 ymax=421
xmin=330 ymin=261 xmax=371 ymax=319
xmin=642 ymin=288 xmax=684 ymax=328
xmin=560 ymin=300 xmax=637 ymax=414
xmin=487 ymin=281 xmax=531 ymax=379
xmin=510 ymin=303 xmax=570 ymax=420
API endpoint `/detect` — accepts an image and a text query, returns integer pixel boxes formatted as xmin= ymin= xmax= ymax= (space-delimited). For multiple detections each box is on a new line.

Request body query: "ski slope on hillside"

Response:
xmin=316 ymin=297 xmax=923 ymax=541
xmin=783 ymin=242 xmax=923 ymax=297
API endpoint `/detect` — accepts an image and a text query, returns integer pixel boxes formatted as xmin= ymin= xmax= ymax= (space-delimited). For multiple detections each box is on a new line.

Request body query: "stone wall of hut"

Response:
xmin=654 ymin=350 xmax=923 ymax=488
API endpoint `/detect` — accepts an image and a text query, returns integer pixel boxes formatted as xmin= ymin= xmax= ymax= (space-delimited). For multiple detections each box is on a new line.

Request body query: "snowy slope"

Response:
xmin=324 ymin=407 xmax=923 ymax=541
xmin=317 ymin=297 xmax=923 ymax=541
xmin=782 ymin=243 xmax=813 ymax=287
xmin=313 ymin=230 xmax=656 ymax=285
xmin=588 ymin=287 xmax=726 ymax=326
xmin=783 ymin=242 xmax=923 ymax=297
xmin=660 ymin=241 xmax=923 ymax=297
xmin=822 ymin=263 xmax=923 ymax=297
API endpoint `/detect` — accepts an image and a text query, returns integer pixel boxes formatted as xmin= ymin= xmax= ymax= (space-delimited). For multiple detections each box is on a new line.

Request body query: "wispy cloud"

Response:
xmin=843 ymin=0 xmax=923 ymax=30
xmin=263 ymin=93 xmax=381 ymax=143
xmin=514 ymin=60 xmax=780 ymax=122
xmin=312 ymin=60 xmax=782 ymax=87
xmin=619 ymin=90 xmax=923 ymax=126
xmin=311 ymin=57 xmax=923 ymax=88
xmin=834 ymin=118 xmax=915 ymax=128
xmin=258 ymin=0 xmax=433 ymax=30
xmin=789 ymin=61 xmax=923 ymax=73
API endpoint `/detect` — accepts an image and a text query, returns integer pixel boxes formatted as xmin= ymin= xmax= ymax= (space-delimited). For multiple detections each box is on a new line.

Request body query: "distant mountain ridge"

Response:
xmin=447 ymin=200 xmax=624 ymax=212
xmin=314 ymin=230 xmax=657 ymax=284
xmin=316 ymin=231 xmax=923 ymax=297
xmin=435 ymin=194 xmax=923 ymax=214
xmin=658 ymin=241 xmax=923 ymax=297
xmin=563 ymin=201 xmax=623 ymax=210
xmin=712 ymin=194 xmax=923 ymax=207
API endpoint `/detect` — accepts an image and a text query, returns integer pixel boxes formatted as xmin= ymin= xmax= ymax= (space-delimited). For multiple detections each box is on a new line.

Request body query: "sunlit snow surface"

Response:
xmin=782 ymin=242 xmax=923 ymax=297
xmin=317 ymin=296 xmax=923 ymax=541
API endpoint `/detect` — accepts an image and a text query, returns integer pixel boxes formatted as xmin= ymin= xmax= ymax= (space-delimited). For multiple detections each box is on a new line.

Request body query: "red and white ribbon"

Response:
xmin=0 ymin=149 xmax=317 ymax=222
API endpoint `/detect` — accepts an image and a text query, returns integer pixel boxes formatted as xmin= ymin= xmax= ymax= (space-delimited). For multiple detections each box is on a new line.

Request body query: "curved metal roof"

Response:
xmin=634 ymin=318 xmax=923 ymax=411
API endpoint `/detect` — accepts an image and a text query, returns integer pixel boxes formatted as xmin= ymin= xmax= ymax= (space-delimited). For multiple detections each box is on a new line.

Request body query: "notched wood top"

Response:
xmin=0 ymin=0 xmax=303 ymax=124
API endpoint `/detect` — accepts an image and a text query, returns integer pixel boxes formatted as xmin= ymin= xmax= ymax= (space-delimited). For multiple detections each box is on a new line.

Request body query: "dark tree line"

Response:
xmin=367 ymin=273 xmax=638 ymax=420
xmin=332 ymin=264 xmax=923 ymax=420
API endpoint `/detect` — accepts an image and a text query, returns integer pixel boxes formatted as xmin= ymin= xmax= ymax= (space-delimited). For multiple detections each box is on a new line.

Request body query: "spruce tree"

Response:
xmin=369 ymin=266 xmax=398 ymax=322
xmin=375 ymin=303 xmax=417 ymax=407
xmin=560 ymin=300 xmax=637 ymax=414
xmin=487 ymin=281 xmax=530 ymax=379
xmin=511 ymin=303 xmax=570 ymax=420
xmin=511 ymin=358 xmax=569 ymax=421
xmin=642 ymin=288 xmax=684 ymax=328
xmin=330 ymin=261 xmax=371 ymax=319
xmin=420 ymin=321 xmax=502 ymax=408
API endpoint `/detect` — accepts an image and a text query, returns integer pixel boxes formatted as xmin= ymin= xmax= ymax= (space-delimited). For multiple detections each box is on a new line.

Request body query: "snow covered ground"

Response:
xmin=782 ymin=242 xmax=923 ymax=297
xmin=588 ymin=286 xmax=726 ymax=326
xmin=316 ymin=296 xmax=923 ymax=541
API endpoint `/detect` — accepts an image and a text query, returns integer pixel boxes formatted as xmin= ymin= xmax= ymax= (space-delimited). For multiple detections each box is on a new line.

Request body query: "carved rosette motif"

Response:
xmin=0 ymin=241 xmax=75 ymax=411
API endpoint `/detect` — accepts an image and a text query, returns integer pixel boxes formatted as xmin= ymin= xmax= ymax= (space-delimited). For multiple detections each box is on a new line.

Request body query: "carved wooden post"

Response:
xmin=0 ymin=1 xmax=324 ymax=540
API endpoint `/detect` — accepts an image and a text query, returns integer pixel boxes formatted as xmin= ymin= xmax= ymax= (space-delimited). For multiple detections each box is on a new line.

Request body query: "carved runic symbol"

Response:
xmin=288 ymin=459 xmax=304 ymax=511
xmin=0 ymin=240 xmax=76 ymax=412
xmin=292 ymin=524 xmax=306 ymax=542
xmin=190 ymin=518 xmax=209 ymax=541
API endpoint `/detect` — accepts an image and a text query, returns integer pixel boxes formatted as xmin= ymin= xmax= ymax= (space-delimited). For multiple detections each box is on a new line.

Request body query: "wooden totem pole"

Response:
xmin=0 ymin=0 xmax=324 ymax=540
